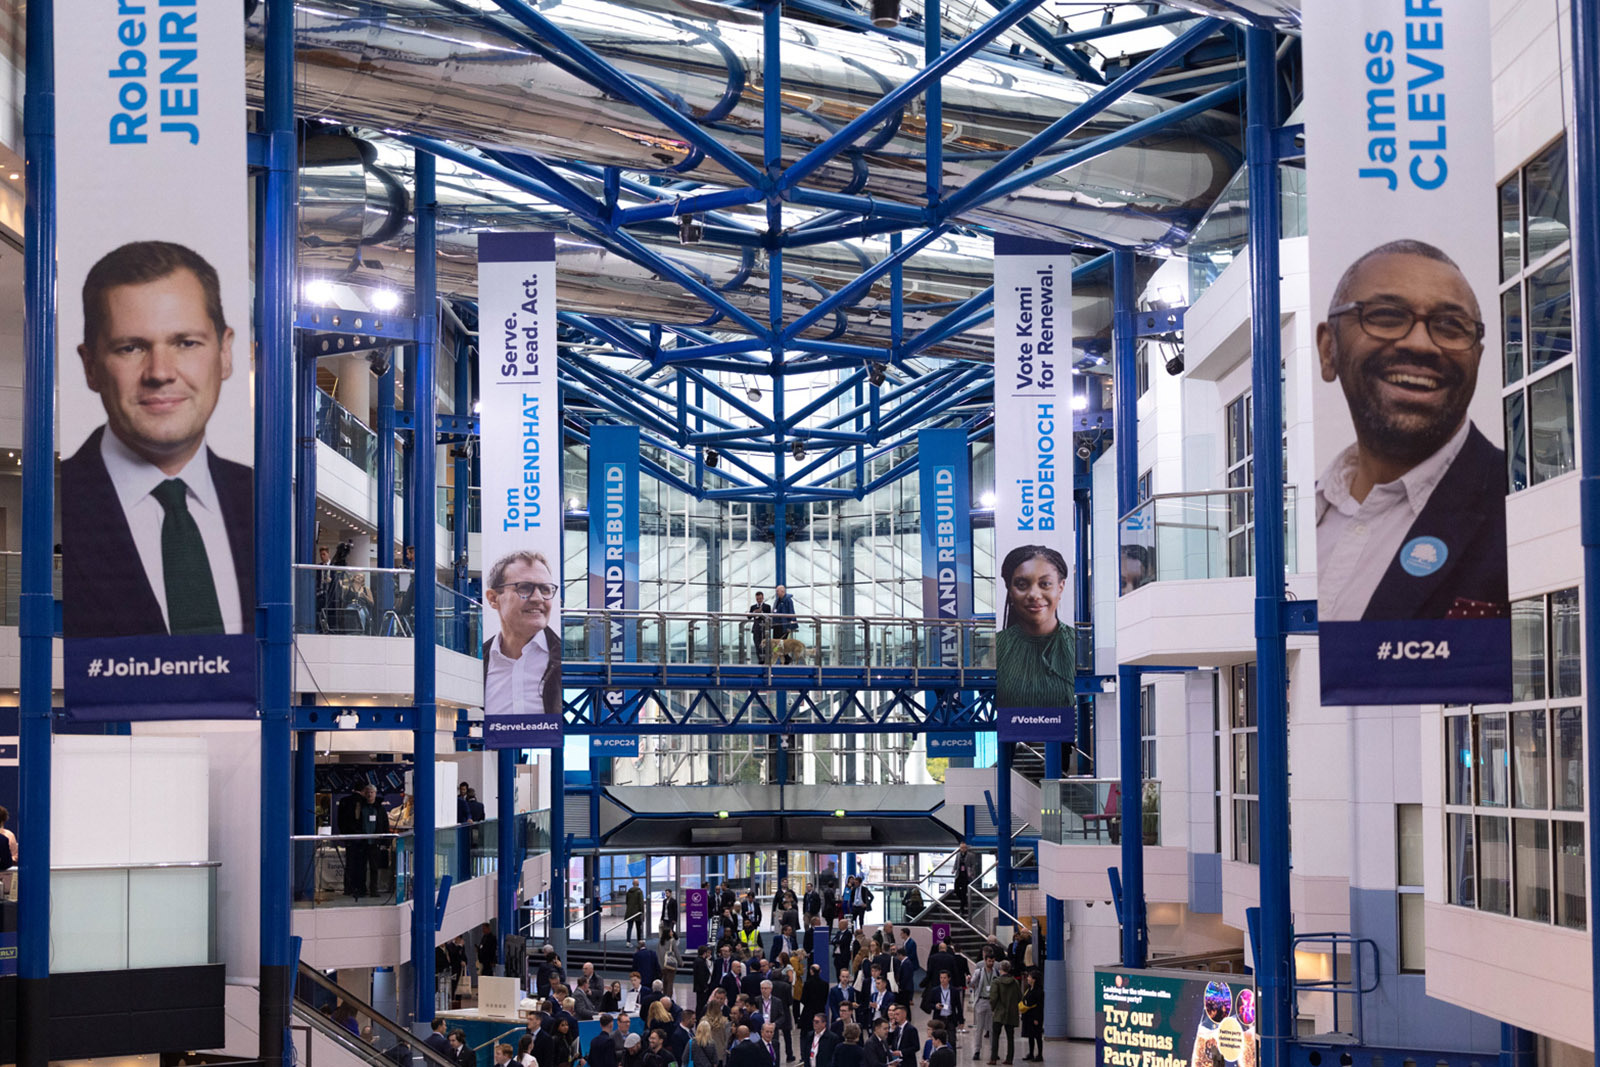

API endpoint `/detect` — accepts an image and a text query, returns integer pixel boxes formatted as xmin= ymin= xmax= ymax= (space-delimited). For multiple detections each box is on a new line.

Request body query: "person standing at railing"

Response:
xmin=336 ymin=783 xmax=388 ymax=901
xmin=749 ymin=592 xmax=773 ymax=663
xmin=397 ymin=544 xmax=418 ymax=628
xmin=771 ymin=585 xmax=797 ymax=664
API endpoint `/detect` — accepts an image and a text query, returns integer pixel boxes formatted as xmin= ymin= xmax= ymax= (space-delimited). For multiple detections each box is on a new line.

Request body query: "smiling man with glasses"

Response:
xmin=1314 ymin=238 xmax=1508 ymax=623
xmin=483 ymin=549 xmax=563 ymax=721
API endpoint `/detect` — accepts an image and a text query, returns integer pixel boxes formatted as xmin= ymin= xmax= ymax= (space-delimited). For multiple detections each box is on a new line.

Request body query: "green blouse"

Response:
xmin=996 ymin=622 xmax=1076 ymax=708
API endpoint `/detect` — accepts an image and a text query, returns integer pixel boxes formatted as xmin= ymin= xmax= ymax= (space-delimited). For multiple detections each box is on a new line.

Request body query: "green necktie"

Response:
xmin=152 ymin=478 xmax=224 ymax=635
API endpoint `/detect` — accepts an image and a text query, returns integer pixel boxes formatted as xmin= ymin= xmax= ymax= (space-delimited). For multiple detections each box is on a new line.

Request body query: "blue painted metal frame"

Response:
xmin=1571 ymin=0 xmax=1600 ymax=1048
xmin=1245 ymin=27 xmax=1292 ymax=1067
xmin=17 ymin=0 xmax=53 ymax=1056
xmin=409 ymin=149 xmax=441 ymax=1026
xmin=562 ymin=685 xmax=996 ymax=733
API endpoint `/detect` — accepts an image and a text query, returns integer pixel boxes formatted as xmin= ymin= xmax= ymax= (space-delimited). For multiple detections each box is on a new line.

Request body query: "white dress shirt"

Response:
xmin=485 ymin=628 xmax=550 ymax=715
xmin=1315 ymin=419 xmax=1473 ymax=621
xmin=101 ymin=430 xmax=243 ymax=633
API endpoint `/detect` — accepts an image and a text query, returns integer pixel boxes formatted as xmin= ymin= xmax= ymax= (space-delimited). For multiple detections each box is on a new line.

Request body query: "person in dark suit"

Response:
xmin=591 ymin=1015 xmax=621 ymax=1067
xmin=1316 ymin=239 xmax=1508 ymax=622
xmin=885 ymin=1006 xmax=917 ymax=1066
xmin=450 ymin=1030 xmax=477 ymax=1067
xmin=926 ymin=1028 xmax=956 ymax=1067
xmin=425 ymin=1018 xmax=453 ymax=1061
xmin=729 ymin=1026 xmax=768 ymax=1067
xmin=694 ymin=946 xmax=715 ymax=1016
xmin=804 ymin=884 xmax=823 ymax=925
xmin=482 ymin=550 xmax=563 ymax=719
xmin=862 ymin=1019 xmax=893 ymax=1067
xmin=63 ymin=240 xmax=252 ymax=639
xmin=807 ymin=1011 xmax=841 ymax=1067
xmin=827 ymin=970 xmax=856 ymax=1026
xmin=832 ymin=1026 xmax=864 ymax=1067
xmin=919 ymin=971 xmax=963 ymax=1030
xmin=635 ymin=941 xmax=663 ymax=988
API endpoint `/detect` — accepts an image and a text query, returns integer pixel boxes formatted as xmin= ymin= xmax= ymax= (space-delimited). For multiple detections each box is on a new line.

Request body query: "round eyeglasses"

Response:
xmin=1327 ymin=301 xmax=1485 ymax=351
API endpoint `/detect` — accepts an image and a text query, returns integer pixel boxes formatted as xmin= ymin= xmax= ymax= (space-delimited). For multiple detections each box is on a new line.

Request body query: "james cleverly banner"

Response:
xmin=588 ymin=425 xmax=639 ymax=719
xmin=55 ymin=0 xmax=255 ymax=720
xmin=479 ymin=232 xmax=564 ymax=748
xmin=1305 ymin=0 xmax=1510 ymax=704
xmin=993 ymin=236 xmax=1077 ymax=743
xmin=918 ymin=428 xmax=972 ymax=666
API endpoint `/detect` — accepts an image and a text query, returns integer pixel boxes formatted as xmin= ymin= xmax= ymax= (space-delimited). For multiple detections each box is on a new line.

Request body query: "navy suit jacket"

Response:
xmin=61 ymin=426 xmax=254 ymax=638
xmin=1358 ymin=427 xmax=1509 ymax=620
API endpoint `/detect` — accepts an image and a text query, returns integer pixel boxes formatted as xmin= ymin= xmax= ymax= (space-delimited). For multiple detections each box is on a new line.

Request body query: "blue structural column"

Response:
xmin=294 ymin=724 xmax=317 ymax=900
xmin=1244 ymin=28 xmax=1291 ymax=1067
xmin=498 ymin=750 xmax=517 ymax=952
xmin=258 ymin=0 xmax=299 ymax=1060
xmin=17 ymin=0 xmax=54 ymax=1058
xmin=409 ymin=150 xmax=440 ymax=1026
xmin=1042 ymin=746 xmax=1067 ymax=1038
xmin=549 ymin=746 xmax=567 ymax=950
xmin=1569 ymin=0 xmax=1600 ymax=1049
xmin=377 ymin=361 xmax=397 ymax=568
xmin=295 ymin=335 xmax=317 ymax=632
xmin=1111 ymin=249 xmax=1146 ymax=969
xmin=995 ymin=740 xmax=1013 ymax=917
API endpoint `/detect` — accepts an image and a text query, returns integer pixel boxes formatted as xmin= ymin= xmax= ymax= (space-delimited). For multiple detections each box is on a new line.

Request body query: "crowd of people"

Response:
xmin=418 ymin=880 xmax=1045 ymax=1067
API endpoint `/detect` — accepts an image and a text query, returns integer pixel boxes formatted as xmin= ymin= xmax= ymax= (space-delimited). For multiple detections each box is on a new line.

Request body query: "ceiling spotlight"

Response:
xmin=1071 ymin=394 xmax=1088 ymax=412
xmin=6 ymin=173 xmax=17 ymax=181
xmin=303 ymin=278 xmax=336 ymax=306
xmin=567 ymin=497 xmax=580 ymax=512
xmin=366 ymin=348 xmax=391 ymax=378
xmin=792 ymin=440 xmax=806 ymax=461
xmin=980 ymin=491 xmax=996 ymax=509
xmin=679 ymin=214 xmax=704 ymax=244
xmin=371 ymin=288 xmax=401 ymax=312
xmin=705 ymin=448 xmax=720 ymax=469
xmin=868 ymin=362 xmax=887 ymax=386
xmin=1076 ymin=440 xmax=1094 ymax=461
xmin=1164 ymin=352 xmax=1185 ymax=376
xmin=870 ymin=0 xmax=900 ymax=27
xmin=747 ymin=386 xmax=763 ymax=402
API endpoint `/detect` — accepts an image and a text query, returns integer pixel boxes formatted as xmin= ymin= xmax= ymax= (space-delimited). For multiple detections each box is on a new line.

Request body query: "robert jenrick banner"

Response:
xmin=1305 ymin=0 xmax=1510 ymax=704
xmin=479 ymin=232 xmax=564 ymax=748
xmin=57 ymin=0 xmax=255 ymax=720
xmin=993 ymin=236 xmax=1076 ymax=743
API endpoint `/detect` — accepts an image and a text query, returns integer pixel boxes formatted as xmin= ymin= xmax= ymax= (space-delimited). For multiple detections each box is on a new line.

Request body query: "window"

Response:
xmin=1137 ymin=469 xmax=1153 ymax=505
xmin=1140 ymin=683 xmax=1157 ymax=779
xmin=1229 ymin=664 xmax=1259 ymax=864
xmin=1443 ymin=586 xmax=1584 ymax=929
xmin=1501 ymin=137 xmax=1576 ymax=491
xmin=1225 ymin=392 xmax=1254 ymax=578
xmin=1397 ymin=804 xmax=1425 ymax=973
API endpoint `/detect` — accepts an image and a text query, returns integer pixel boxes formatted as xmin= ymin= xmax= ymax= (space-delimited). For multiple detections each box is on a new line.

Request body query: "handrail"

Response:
xmin=295 ymin=563 xmax=416 ymax=576
xmin=296 ymin=961 xmax=460 ymax=1067
xmin=1117 ymin=483 xmax=1298 ymax=525
xmin=868 ymin=880 xmax=995 ymax=944
xmin=52 ymin=860 xmax=221 ymax=872
xmin=290 ymin=832 xmax=410 ymax=843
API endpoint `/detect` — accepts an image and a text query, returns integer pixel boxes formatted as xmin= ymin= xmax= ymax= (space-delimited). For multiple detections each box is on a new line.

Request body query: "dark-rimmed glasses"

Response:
xmin=1327 ymin=301 xmax=1485 ymax=351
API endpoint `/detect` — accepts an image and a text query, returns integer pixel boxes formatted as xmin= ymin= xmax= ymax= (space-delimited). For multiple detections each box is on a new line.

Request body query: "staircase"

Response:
xmin=564 ymin=939 xmax=651 ymax=975
xmin=1012 ymin=744 xmax=1047 ymax=784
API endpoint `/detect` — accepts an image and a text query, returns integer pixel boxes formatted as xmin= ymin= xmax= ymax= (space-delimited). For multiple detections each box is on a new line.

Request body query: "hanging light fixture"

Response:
xmin=871 ymin=0 xmax=900 ymax=28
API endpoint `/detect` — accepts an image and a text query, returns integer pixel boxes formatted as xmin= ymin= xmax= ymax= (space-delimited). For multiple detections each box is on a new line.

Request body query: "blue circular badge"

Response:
xmin=1399 ymin=536 xmax=1448 ymax=577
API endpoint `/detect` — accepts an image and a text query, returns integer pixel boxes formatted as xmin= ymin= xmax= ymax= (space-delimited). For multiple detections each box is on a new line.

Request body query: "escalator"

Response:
xmin=292 ymin=963 xmax=461 ymax=1067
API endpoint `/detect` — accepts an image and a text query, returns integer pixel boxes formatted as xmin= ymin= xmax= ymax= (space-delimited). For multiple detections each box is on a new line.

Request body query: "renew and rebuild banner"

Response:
xmin=993 ymin=236 xmax=1076 ymax=743
xmin=918 ymin=427 xmax=972 ymax=666
xmin=1305 ymin=0 xmax=1510 ymax=704
xmin=479 ymin=232 xmax=564 ymax=748
xmin=56 ymin=0 xmax=255 ymax=720
xmin=588 ymin=424 xmax=639 ymax=719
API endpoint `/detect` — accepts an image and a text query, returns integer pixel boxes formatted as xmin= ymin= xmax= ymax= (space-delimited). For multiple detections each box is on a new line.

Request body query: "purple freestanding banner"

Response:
xmin=685 ymin=888 xmax=710 ymax=949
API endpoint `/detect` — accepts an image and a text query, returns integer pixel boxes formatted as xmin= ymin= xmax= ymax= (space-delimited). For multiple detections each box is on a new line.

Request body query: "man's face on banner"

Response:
xmin=488 ymin=556 xmax=558 ymax=644
xmin=79 ymin=268 xmax=234 ymax=475
xmin=1318 ymin=252 xmax=1484 ymax=466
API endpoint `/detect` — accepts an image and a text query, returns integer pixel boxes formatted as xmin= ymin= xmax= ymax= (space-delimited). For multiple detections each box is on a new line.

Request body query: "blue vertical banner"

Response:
xmin=993 ymin=236 xmax=1078 ymax=743
xmin=55 ymin=0 xmax=255 ymax=721
xmin=478 ymin=232 xmax=564 ymax=748
xmin=588 ymin=425 xmax=638 ymax=722
xmin=918 ymin=428 xmax=973 ymax=666
xmin=1305 ymin=0 xmax=1510 ymax=704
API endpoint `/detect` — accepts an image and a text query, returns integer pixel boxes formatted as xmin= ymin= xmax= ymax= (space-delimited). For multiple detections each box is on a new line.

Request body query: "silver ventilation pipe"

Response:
xmin=299 ymin=133 xmax=1125 ymax=357
xmin=251 ymin=0 xmax=1239 ymax=252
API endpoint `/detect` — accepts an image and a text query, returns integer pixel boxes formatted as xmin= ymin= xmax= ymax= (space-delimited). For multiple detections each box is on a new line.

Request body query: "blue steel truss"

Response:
xmin=562 ymin=684 xmax=995 ymax=734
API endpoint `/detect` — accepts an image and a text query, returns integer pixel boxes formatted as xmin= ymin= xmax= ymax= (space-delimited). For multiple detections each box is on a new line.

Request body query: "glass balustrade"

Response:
xmin=1118 ymin=488 xmax=1298 ymax=592
xmin=51 ymin=862 xmax=219 ymax=972
xmin=437 ymin=484 xmax=483 ymax=534
xmin=292 ymin=833 xmax=413 ymax=907
xmin=1041 ymin=778 xmax=1161 ymax=846
xmin=558 ymin=610 xmax=995 ymax=672
xmin=315 ymin=388 xmax=378 ymax=475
